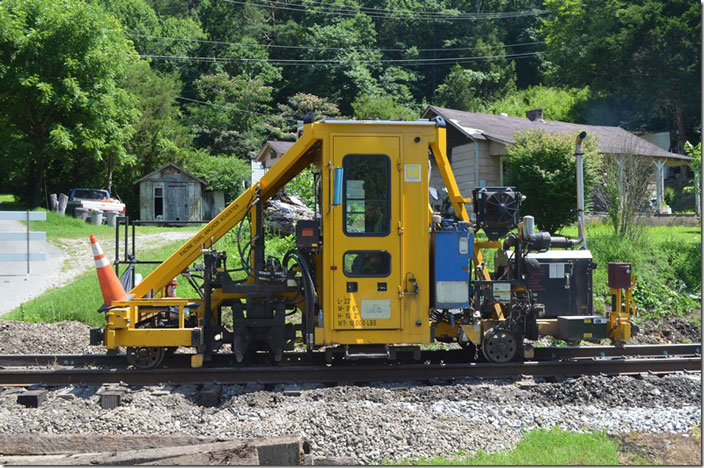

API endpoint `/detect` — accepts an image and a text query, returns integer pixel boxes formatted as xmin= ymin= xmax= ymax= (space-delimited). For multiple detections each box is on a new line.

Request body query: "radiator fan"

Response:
xmin=472 ymin=187 xmax=522 ymax=240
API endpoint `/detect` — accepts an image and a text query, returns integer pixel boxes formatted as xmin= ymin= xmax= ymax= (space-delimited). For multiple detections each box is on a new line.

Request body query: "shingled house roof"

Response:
xmin=255 ymin=140 xmax=295 ymax=162
xmin=423 ymin=106 xmax=692 ymax=163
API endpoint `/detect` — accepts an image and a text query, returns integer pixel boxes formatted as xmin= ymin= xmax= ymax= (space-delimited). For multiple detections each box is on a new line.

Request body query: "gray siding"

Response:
xmin=137 ymin=166 xmax=203 ymax=221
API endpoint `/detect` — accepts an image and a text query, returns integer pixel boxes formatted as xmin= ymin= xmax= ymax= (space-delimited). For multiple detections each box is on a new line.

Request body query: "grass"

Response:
xmin=559 ymin=221 xmax=701 ymax=318
xmin=26 ymin=209 xmax=201 ymax=241
xmin=5 ymin=232 xmax=295 ymax=328
xmin=398 ymin=428 xmax=619 ymax=465
xmin=6 ymin=240 xmax=199 ymax=327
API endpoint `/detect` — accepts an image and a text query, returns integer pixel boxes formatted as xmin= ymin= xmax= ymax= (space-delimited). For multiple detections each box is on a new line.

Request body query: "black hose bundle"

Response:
xmin=283 ymin=249 xmax=317 ymax=351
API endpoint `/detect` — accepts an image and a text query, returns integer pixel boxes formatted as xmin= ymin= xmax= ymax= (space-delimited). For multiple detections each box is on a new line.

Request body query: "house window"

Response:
xmin=154 ymin=186 xmax=164 ymax=219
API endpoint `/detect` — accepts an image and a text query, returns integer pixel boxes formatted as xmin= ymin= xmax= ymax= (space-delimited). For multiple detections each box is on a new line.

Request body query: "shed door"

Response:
xmin=166 ymin=185 xmax=188 ymax=220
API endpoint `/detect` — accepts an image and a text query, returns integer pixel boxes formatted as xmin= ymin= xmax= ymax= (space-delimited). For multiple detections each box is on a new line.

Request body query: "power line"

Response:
xmin=177 ymin=96 xmax=271 ymax=115
xmin=127 ymin=33 xmax=545 ymax=53
xmin=140 ymin=51 xmax=542 ymax=65
xmin=220 ymin=0 xmax=550 ymax=21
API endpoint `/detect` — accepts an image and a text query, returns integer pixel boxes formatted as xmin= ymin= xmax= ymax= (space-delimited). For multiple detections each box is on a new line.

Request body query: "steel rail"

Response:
xmin=0 ymin=357 xmax=699 ymax=386
xmin=0 ymin=343 xmax=699 ymax=368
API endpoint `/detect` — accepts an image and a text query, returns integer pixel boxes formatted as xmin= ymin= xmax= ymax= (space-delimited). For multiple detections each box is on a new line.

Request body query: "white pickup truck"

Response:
xmin=66 ymin=188 xmax=126 ymax=215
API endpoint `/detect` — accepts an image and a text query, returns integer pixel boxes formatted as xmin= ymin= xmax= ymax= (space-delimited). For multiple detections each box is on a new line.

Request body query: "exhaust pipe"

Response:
xmin=575 ymin=131 xmax=587 ymax=249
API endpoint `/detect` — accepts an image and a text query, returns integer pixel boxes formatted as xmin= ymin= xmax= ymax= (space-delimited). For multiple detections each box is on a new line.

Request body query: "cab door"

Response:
xmin=331 ymin=136 xmax=401 ymax=331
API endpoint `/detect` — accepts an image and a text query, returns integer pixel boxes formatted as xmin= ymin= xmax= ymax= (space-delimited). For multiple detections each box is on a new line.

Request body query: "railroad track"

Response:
xmin=0 ymin=344 xmax=699 ymax=386
xmin=0 ymin=343 xmax=700 ymax=368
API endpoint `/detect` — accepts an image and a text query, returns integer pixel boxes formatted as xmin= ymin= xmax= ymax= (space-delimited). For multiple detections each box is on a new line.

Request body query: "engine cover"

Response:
xmin=472 ymin=187 xmax=522 ymax=240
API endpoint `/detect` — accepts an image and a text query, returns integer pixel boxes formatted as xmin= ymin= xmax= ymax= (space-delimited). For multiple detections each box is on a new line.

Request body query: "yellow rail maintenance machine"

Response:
xmin=90 ymin=117 xmax=637 ymax=368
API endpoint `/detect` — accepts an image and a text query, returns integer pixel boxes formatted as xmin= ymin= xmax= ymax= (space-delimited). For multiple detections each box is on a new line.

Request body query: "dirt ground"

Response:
xmin=614 ymin=428 xmax=702 ymax=465
xmin=630 ymin=314 xmax=702 ymax=344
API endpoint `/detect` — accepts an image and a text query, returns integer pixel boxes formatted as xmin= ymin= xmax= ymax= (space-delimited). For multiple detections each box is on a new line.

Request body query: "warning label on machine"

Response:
xmin=361 ymin=299 xmax=391 ymax=319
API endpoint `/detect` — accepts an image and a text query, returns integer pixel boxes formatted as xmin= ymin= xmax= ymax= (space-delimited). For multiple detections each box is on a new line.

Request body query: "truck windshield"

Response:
xmin=73 ymin=189 xmax=109 ymax=200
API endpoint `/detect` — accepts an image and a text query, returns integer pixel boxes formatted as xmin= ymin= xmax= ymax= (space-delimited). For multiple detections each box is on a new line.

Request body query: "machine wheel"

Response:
xmin=481 ymin=329 xmax=518 ymax=363
xmin=126 ymin=346 xmax=165 ymax=369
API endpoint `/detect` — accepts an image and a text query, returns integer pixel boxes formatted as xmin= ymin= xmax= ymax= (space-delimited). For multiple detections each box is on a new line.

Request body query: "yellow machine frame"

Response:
xmin=100 ymin=118 xmax=635 ymax=364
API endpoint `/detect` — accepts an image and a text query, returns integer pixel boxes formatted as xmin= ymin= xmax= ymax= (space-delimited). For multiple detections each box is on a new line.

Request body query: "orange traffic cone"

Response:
xmin=90 ymin=234 xmax=127 ymax=307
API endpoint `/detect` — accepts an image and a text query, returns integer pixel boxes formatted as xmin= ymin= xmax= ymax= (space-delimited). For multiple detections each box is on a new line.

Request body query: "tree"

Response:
xmin=0 ymin=0 xmax=138 ymax=206
xmin=111 ymin=61 xmax=193 ymax=213
xmin=433 ymin=59 xmax=515 ymax=112
xmin=683 ymin=141 xmax=701 ymax=216
xmin=593 ymin=152 xmax=654 ymax=238
xmin=297 ymin=14 xmax=382 ymax=112
xmin=268 ymin=93 xmax=341 ymax=140
xmin=186 ymin=73 xmax=273 ymax=158
xmin=505 ymin=130 xmax=600 ymax=234
xmin=479 ymin=86 xmax=591 ymax=122
xmin=182 ymin=150 xmax=251 ymax=203
xmin=541 ymin=0 xmax=700 ymax=152
xmin=351 ymin=95 xmax=419 ymax=121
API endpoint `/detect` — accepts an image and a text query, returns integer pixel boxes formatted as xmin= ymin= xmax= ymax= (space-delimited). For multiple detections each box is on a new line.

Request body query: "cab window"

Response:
xmin=343 ymin=251 xmax=391 ymax=277
xmin=342 ymin=154 xmax=390 ymax=236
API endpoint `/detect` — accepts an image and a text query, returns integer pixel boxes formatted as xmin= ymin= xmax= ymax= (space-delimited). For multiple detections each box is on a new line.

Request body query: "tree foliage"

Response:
xmin=187 ymin=73 xmax=273 ymax=158
xmin=0 ymin=0 xmax=700 ymax=216
xmin=182 ymin=151 xmax=251 ymax=203
xmin=0 ymin=0 xmax=138 ymax=206
xmin=541 ymin=0 xmax=700 ymax=151
xmin=505 ymin=130 xmax=600 ymax=234
xmin=351 ymin=95 xmax=419 ymax=121
xmin=479 ymin=86 xmax=591 ymax=122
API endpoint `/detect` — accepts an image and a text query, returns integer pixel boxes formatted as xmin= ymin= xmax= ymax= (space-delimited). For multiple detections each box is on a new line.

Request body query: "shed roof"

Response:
xmin=255 ymin=140 xmax=295 ymax=162
xmin=133 ymin=162 xmax=207 ymax=185
xmin=423 ymin=106 xmax=692 ymax=162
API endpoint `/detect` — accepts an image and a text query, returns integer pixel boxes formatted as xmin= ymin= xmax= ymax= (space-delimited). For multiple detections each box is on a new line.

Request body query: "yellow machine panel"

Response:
xmin=316 ymin=123 xmax=434 ymax=345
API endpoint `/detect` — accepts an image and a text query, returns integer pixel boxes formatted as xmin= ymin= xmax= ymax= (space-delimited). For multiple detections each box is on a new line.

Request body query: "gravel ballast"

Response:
xmin=0 ymin=320 xmax=700 ymax=463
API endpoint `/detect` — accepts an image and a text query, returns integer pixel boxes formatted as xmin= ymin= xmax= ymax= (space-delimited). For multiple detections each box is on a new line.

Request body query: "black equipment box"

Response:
xmin=557 ymin=316 xmax=608 ymax=341
xmin=608 ymin=262 xmax=632 ymax=289
xmin=524 ymin=250 xmax=596 ymax=317
xmin=296 ymin=220 xmax=319 ymax=249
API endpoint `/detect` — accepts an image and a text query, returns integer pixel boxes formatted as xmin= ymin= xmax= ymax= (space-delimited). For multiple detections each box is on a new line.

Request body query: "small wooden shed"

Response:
xmin=134 ymin=163 xmax=208 ymax=221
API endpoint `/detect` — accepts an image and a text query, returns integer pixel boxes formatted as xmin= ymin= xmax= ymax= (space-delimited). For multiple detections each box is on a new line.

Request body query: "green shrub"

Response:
xmin=664 ymin=186 xmax=676 ymax=207
xmin=582 ymin=223 xmax=700 ymax=317
xmin=505 ymin=130 xmax=600 ymax=234
xmin=182 ymin=150 xmax=251 ymax=203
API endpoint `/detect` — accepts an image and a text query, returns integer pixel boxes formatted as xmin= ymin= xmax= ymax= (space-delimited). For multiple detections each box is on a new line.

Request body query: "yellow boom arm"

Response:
xmin=129 ymin=123 xmax=319 ymax=299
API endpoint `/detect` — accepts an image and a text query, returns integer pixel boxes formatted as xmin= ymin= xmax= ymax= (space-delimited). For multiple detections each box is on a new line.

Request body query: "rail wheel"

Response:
xmin=126 ymin=346 xmax=165 ymax=369
xmin=481 ymin=329 xmax=518 ymax=363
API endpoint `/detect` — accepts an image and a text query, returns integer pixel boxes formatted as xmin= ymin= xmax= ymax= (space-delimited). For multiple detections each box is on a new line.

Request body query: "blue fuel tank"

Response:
xmin=430 ymin=220 xmax=473 ymax=309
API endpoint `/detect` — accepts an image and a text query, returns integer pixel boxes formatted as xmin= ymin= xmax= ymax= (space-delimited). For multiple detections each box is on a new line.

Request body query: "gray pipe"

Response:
xmin=575 ymin=131 xmax=587 ymax=249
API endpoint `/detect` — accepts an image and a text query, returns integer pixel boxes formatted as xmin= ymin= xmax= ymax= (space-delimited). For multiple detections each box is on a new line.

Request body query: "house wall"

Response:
xmin=202 ymin=191 xmax=225 ymax=220
xmin=429 ymin=140 xmax=502 ymax=212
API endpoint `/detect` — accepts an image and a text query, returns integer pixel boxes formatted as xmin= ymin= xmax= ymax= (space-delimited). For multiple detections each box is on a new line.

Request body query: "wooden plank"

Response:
xmin=0 ymin=211 xmax=46 ymax=221
xmin=0 ymin=434 xmax=223 ymax=455
xmin=0 ymin=440 xmax=259 ymax=465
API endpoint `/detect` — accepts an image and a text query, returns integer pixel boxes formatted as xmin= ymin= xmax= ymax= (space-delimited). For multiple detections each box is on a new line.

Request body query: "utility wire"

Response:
xmin=220 ymin=0 xmax=550 ymax=21
xmin=140 ymin=51 xmax=542 ymax=65
xmin=176 ymin=95 xmax=271 ymax=116
xmin=127 ymin=33 xmax=545 ymax=53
